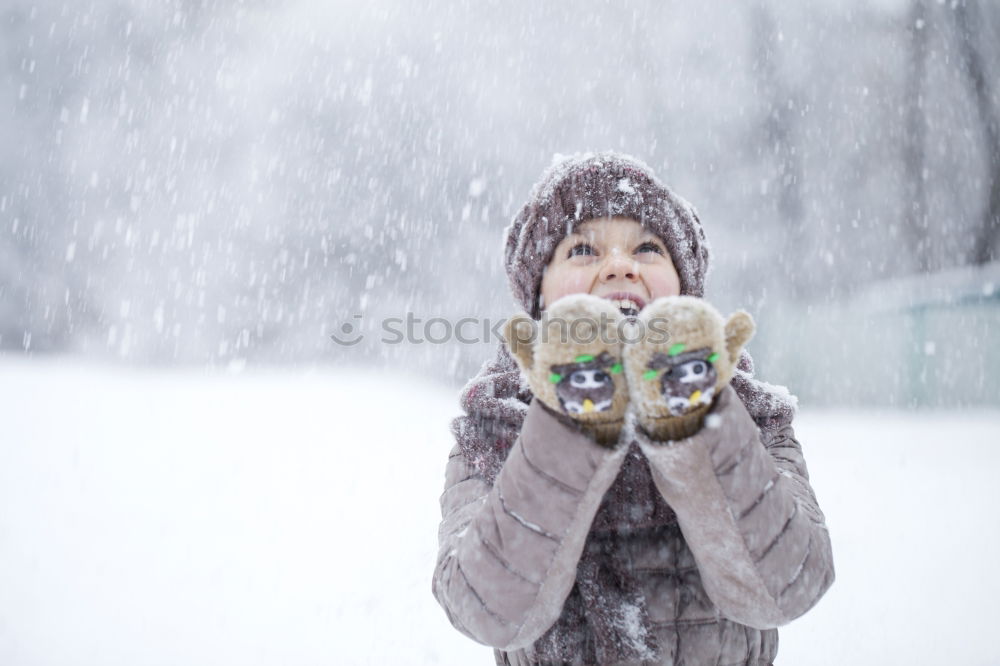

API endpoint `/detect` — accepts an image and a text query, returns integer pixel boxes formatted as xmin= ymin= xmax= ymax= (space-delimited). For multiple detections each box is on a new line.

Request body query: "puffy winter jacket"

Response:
xmin=433 ymin=384 xmax=834 ymax=665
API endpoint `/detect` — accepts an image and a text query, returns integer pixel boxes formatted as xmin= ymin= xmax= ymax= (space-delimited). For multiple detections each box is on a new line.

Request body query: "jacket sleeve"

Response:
xmin=432 ymin=398 xmax=628 ymax=650
xmin=635 ymin=384 xmax=835 ymax=629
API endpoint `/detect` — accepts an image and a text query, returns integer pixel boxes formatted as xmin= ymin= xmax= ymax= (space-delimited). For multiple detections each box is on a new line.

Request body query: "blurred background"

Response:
xmin=3 ymin=3 xmax=1000 ymax=665
xmin=3 ymin=0 xmax=999 ymax=405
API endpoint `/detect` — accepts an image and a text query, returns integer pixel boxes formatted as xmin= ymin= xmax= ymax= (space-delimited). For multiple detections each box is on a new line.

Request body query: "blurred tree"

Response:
xmin=749 ymin=3 xmax=806 ymax=299
xmin=953 ymin=0 xmax=1000 ymax=265
xmin=904 ymin=0 xmax=930 ymax=273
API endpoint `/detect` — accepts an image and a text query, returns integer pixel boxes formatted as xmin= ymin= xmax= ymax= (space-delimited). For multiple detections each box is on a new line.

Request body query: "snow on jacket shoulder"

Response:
xmin=432 ymin=385 xmax=834 ymax=665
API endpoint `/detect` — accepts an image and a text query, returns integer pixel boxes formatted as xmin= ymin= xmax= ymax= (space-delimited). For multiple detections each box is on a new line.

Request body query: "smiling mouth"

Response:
xmin=602 ymin=294 xmax=645 ymax=317
xmin=618 ymin=300 xmax=640 ymax=317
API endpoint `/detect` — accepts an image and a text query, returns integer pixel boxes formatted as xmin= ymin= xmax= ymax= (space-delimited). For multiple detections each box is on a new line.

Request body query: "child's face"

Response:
xmin=540 ymin=216 xmax=681 ymax=317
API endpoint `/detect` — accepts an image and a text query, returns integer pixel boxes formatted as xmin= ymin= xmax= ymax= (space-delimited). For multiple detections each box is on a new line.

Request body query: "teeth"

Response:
xmin=618 ymin=299 xmax=639 ymax=311
xmin=605 ymin=296 xmax=641 ymax=314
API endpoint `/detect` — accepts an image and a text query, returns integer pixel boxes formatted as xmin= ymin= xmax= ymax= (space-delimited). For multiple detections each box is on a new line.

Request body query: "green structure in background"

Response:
xmin=754 ymin=261 xmax=1000 ymax=408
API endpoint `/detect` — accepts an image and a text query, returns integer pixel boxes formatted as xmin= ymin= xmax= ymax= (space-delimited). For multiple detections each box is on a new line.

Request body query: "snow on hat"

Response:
xmin=503 ymin=151 xmax=711 ymax=318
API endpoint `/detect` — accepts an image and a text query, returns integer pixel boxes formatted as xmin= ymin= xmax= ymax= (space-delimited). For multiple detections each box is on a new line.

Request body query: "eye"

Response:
xmin=635 ymin=241 xmax=664 ymax=255
xmin=568 ymin=243 xmax=596 ymax=258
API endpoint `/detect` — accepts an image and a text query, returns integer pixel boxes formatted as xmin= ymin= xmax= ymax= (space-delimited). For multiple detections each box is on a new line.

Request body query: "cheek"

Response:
xmin=541 ymin=264 xmax=593 ymax=305
xmin=644 ymin=265 xmax=682 ymax=299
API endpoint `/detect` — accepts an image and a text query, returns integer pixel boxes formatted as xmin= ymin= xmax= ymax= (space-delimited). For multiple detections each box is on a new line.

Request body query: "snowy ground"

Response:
xmin=1 ymin=359 xmax=998 ymax=666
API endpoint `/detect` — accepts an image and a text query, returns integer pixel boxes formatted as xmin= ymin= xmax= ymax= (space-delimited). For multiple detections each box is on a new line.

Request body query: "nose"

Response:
xmin=600 ymin=253 xmax=639 ymax=283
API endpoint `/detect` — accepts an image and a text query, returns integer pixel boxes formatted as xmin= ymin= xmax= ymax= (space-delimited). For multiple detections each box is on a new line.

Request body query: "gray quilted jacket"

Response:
xmin=433 ymin=383 xmax=834 ymax=665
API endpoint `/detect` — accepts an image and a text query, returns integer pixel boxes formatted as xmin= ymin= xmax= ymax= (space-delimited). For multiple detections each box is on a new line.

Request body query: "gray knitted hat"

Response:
xmin=504 ymin=152 xmax=711 ymax=319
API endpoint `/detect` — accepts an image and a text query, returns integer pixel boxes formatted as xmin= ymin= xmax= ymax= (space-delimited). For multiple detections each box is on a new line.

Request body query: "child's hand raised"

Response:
xmin=624 ymin=296 xmax=754 ymax=441
xmin=503 ymin=294 xmax=630 ymax=446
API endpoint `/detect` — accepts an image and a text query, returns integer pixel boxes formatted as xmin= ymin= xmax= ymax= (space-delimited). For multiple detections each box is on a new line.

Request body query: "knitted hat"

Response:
xmin=504 ymin=152 xmax=711 ymax=319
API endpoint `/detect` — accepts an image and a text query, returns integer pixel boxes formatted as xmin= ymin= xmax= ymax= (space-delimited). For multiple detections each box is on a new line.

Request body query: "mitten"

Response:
xmin=503 ymin=294 xmax=630 ymax=446
xmin=624 ymin=296 xmax=755 ymax=441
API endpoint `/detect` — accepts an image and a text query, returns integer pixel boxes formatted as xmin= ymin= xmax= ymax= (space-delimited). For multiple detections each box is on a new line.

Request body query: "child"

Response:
xmin=433 ymin=152 xmax=834 ymax=665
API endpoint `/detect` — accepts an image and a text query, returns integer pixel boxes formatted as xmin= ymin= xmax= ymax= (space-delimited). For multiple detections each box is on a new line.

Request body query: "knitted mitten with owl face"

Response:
xmin=504 ymin=294 xmax=630 ymax=446
xmin=624 ymin=296 xmax=755 ymax=441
